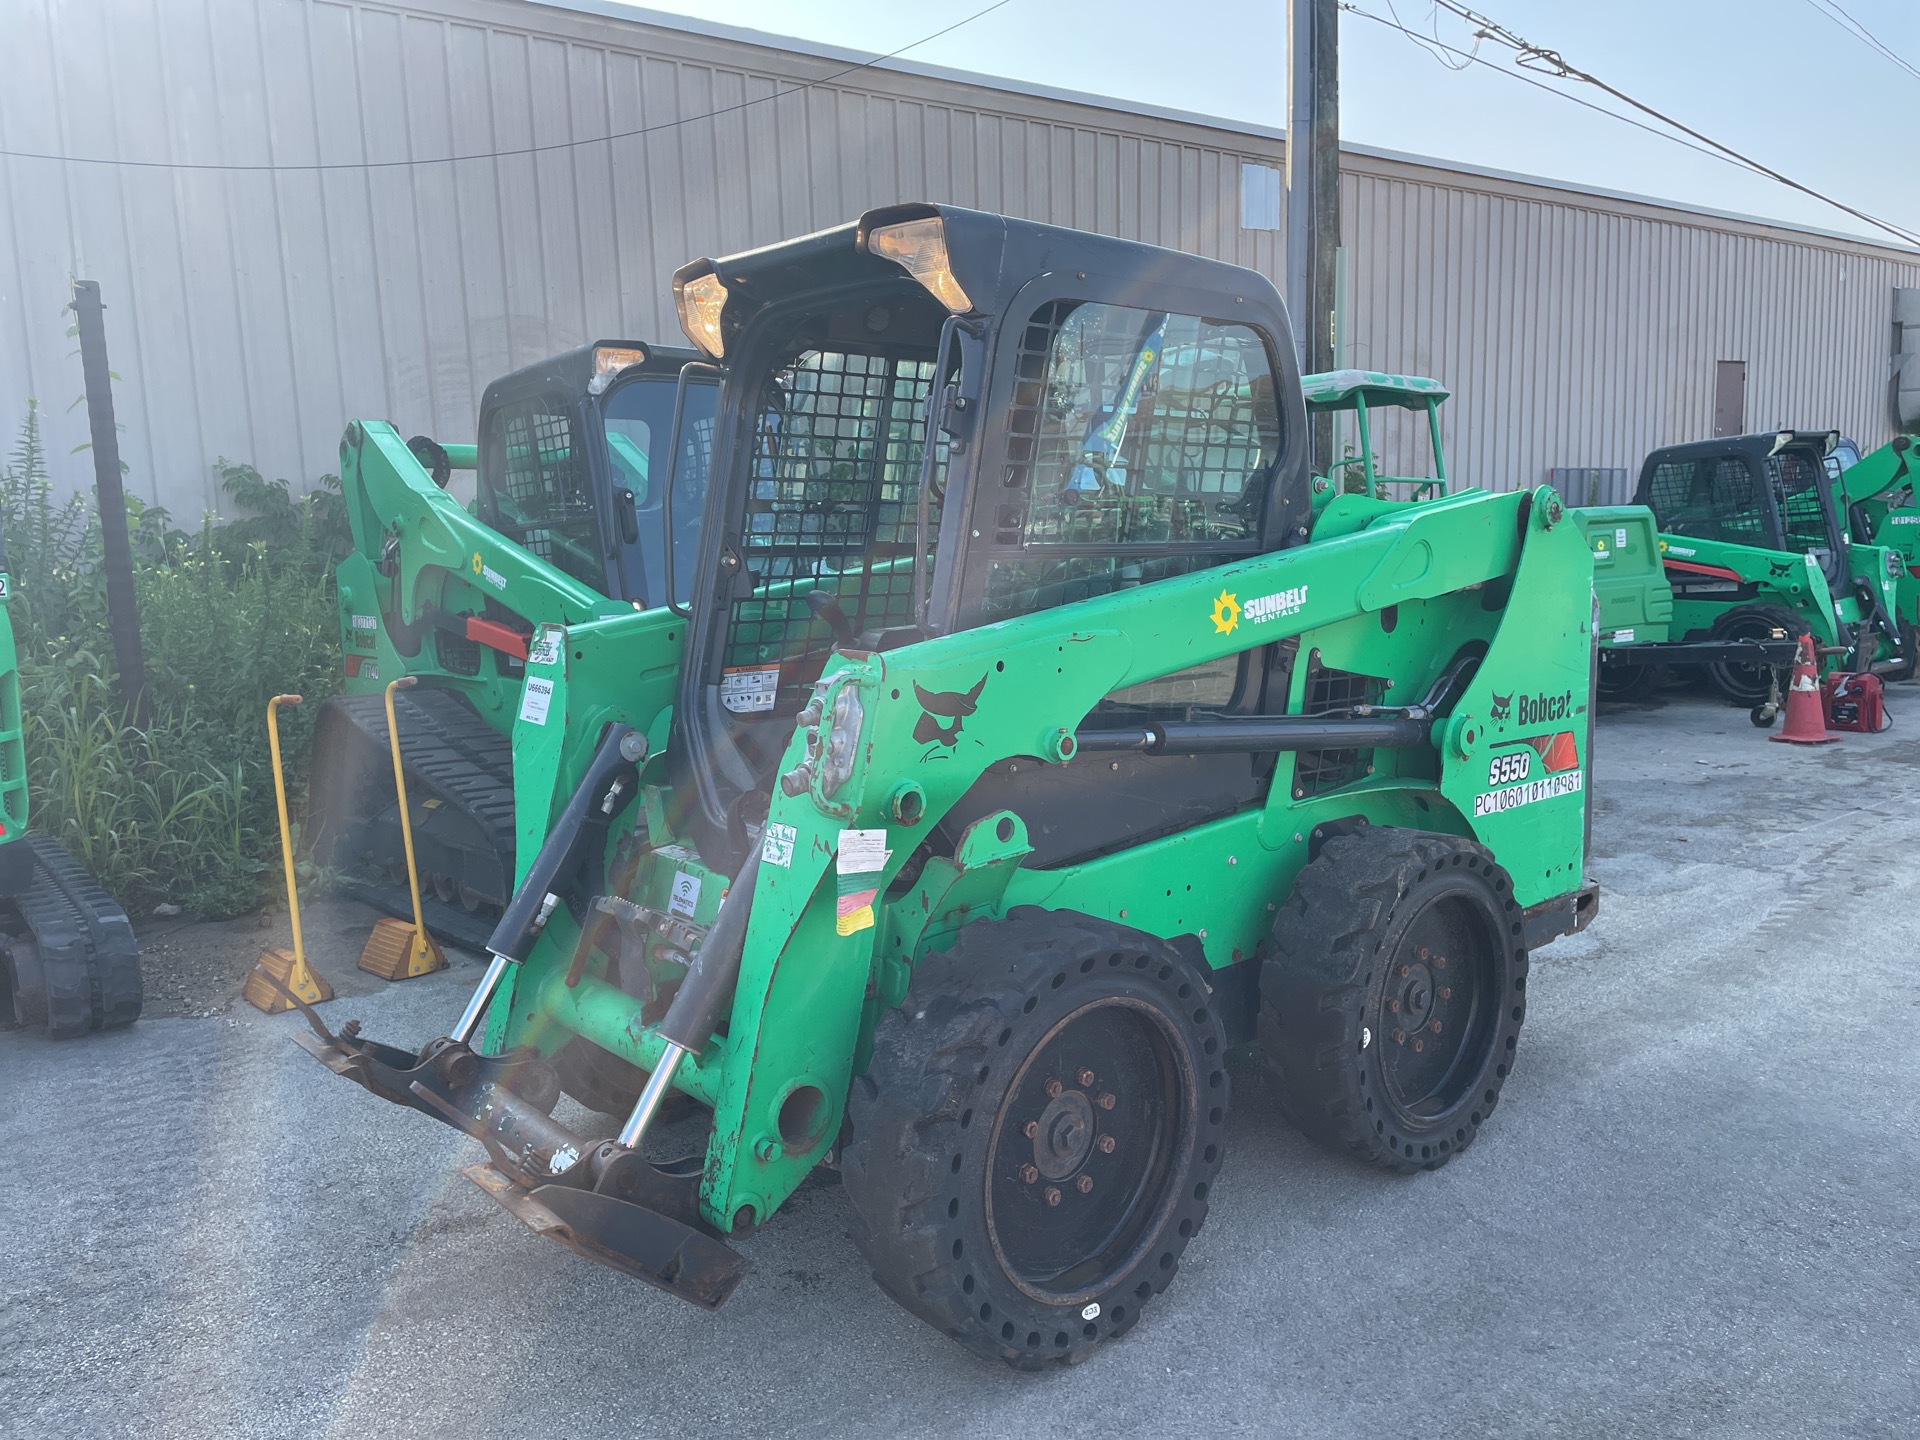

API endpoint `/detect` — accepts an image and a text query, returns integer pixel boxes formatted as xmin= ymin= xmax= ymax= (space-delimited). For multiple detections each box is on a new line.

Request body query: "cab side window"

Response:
xmin=980 ymin=301 xmax=1281 ymax=622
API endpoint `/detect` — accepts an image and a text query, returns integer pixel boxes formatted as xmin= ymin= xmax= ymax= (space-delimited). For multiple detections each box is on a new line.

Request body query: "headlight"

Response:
xmin=588 ymin=344 xmax=648 ymax=395
xmin=866 ymin=217 xmax=973 ymax=314
xmin=820 ymin=686 xmax=865 ymax=797
xmin=676 ymin=271 xmax=729 ymax=358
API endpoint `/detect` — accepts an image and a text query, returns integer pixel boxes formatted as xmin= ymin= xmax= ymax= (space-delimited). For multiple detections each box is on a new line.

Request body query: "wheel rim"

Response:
xmin=985 ymin=998 xmax=1190 ymax=1303
xmin=1378 ymin=890 xmax=1500 ymax=1119
xmin=1709 ymin=616 xmax=1789 ymax=701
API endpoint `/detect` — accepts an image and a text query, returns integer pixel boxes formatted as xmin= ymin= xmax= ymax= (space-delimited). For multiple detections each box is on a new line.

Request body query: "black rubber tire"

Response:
xmin=551 ymin=1036 xmax=647 ymax=1117
xmin=1596 ymin=658 xmax=1653 ymax=700
xmin=842 ymin=907 xmax=1228 ymax=1370
xmin=1883 ymin=617 xmax=1919 ymax=683
xmin=1705 ymin=603 xmax=1809 ymax=707
xmin=1259 ymin=827 xmax=1527 ymax=1174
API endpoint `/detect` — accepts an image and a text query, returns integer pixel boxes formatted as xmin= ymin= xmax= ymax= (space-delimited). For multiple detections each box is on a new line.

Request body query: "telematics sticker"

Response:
xmin=1473 ymin=770 xmax=1583 ymax=817
xmin=761 ymin=823 xmax=797 ymax=868
xmin=668 ymin=870 xmax=702 ymax=919
xmin=351 ymin=613 xmax=377 ymax=631
xmin=721 ymin=665 xmax=780 ymax=714
xmin=518 ymin=677 xmax=554 ymax=726
xmin=1612 ymin=628 xmax=1636 ymax=643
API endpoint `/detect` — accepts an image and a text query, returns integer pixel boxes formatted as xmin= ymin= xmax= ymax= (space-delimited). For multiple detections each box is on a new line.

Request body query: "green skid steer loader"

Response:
xmin=1576 ymin=429 xmax=1907 ymax=706
xmin=0 ymin=510 xmax=142 ymax=1039
xmin=308 ymin=342 xmax=719 ymax=955
xmin=283 ymin=206 xmax=1598 ymax=1368
xmin=1833 ymin=432 xmax=1920 ymax=666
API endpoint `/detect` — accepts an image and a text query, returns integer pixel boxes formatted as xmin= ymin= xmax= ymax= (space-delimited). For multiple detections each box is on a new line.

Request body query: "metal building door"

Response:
xmin=1713 ymin=361 xmax=1747 ymax=437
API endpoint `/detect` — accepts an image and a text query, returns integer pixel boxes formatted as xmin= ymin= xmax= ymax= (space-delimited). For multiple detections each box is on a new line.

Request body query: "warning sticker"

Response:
xmin=721 ymin=666 xmax=780 ymax=714
xmin=835 ymin=828 xmax=891 ymax=935
xmin=1612 ymin=628 xmax=1636 ymax=643
xmin=761 ymin=822 xmax=798 ymax=868
xmin=528 ymin=631 xmax=561 ymax=667
xmin=518 ymin=676 xmax=554 ymax=726
xmin=351 ymin=613 xmax=377 ymax=632
xmin=668 ymin=870 xmax=702 ymax=920
xmin=1472 ymin=769 xmax=1583 ymax=818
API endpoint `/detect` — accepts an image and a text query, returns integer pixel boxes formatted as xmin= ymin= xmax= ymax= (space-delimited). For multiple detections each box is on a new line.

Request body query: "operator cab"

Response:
xmin=475 ymin=341 xmax=719 ymax=609
xmin=1636 ymin=430 xmax=1849 ymax=591
xmin=665 ymin=204 xmax=1311 ymax=862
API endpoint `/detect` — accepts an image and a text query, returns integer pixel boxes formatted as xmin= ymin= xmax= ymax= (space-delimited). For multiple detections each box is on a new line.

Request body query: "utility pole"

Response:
xmin=1286 ymin=0 xmax=1340 ymax=475
xmin=70 ymin=280 xmax=149 ymax=726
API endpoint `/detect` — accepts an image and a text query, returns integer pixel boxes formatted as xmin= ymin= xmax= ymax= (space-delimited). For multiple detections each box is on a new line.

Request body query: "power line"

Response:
xmin=1798 ymin=0 xmax=1920 ymax=84
xmin=1351 ymin=0 xmax=1920 ymax=248
xmin=1344 ymin=6 xmax=1750 ymax=174
xmin=1425 ymin=0 xmax=1920 ymax=247
xmin=0 ymin=0 xmax=1014 ymax=174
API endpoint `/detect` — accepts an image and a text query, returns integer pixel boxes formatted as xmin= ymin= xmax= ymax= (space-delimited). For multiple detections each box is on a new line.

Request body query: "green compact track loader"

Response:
xmin=0 ymin=511 xmax=142 ymax=1039
xmin=284 ymin=206 xmax=1598 ymax=1368
xmin=1578 ymin=429 xmax=1907 ymax=705
xmin=308 ymin=342 xmax=719 ymax=952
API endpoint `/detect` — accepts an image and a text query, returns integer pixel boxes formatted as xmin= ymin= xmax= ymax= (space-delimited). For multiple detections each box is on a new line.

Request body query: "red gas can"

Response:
xmin=1821 ymin=671 xmax=1888 ymax=732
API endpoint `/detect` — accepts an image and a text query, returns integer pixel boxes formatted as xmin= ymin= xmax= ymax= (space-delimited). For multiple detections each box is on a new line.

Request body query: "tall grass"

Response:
xmin=1 ymin=401 xmax=348 ymax=918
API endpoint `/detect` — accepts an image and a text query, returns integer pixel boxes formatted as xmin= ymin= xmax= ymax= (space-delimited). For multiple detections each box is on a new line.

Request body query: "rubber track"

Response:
xmin=318 ymin=689 xmax=517 ymax=941
xmin=11 ymin=834 xmax=142 ymax=1038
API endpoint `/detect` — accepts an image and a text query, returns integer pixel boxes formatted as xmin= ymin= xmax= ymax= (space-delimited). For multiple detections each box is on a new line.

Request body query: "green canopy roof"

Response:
xmin=1300 ymin=369 xmax=1449 ymax=412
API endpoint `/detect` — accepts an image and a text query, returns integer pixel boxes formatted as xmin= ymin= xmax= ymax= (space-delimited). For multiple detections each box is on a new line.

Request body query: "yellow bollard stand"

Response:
xmin=245 ymin=693 xmax=335 ymax=1013
xmin=356 ymin=677 xmax=447 ymax=981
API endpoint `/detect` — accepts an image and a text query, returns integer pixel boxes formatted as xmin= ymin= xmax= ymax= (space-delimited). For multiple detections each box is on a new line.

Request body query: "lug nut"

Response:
xmin=1413 ymin=1038 xmax=1425 ymax=1052
xmin=1045 ymin=1079 xmax=1064 ymax=1099
xmin=1045 ymin=1186 xmax=1062 ymax=1206
xmin=1399 ymin=964 xmax=1410 ymax=977
xmin=1435 ymin=955 xmax=1447 ymax=969
xmin=1021 ymin=1164 xmax=1039 ymax=1185
xmin=1077 ymin=1068 xmax=1096 ymax=1087
xmin=1095 ymin=1092 xmax=1116 ymax=1111
xmin=1097 ymin=1134 xmax=1116 ymax=1154
xmin=1024 ymin=1120 xmax=1039 ymax=1139
xmin=1393 ymin=1029 xmax=1407 ymax=1045
xmin=1076 ymin=1175 xmax=1094 ymax=1194
xmin=1439 ymin=987 xmax=1452 ymax=1000
xmin=1387 ymin=999 xmax=1401 ymax=1013
xmin=1430 ymin=1020 xmax=1443 ymax=1035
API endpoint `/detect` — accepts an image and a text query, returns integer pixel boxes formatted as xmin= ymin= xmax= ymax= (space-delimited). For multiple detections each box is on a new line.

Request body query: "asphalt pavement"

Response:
xmin=3 ymin=692 xmax=1918 ymax=1439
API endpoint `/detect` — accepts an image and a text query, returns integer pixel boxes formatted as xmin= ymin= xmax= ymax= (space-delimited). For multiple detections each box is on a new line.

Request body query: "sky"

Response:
xmin=610 ymin=0 xmax=1920 ymax=246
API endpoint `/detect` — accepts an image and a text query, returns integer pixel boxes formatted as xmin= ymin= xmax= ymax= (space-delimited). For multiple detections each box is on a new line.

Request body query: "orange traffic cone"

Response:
xmin=1770 ymin=634 xmax=1837 ymax=745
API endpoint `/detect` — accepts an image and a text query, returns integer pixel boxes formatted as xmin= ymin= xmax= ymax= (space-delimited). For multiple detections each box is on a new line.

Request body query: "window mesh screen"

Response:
xmin=723 ymin=351 xmax=941 ymax=670
xmin=1769 ymin=451 xmax=1829 ymax=553
xmin=984 ymin=300 xmax=1277 ymax=620
xmin=483 ymin=398 xmax=603 ymax=589
xmin=1647 ymin=456 xmax=1765 ymax=546
xmin=1292 ymin=660 xmax=1386 ymax=797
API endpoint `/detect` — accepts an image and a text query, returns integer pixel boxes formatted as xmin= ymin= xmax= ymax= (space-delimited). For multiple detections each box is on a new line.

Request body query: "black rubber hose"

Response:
xmin=485 ymin=724 xmax=638 ymax=961
xmin=656 ymin=844 xmax=762 ymax=1053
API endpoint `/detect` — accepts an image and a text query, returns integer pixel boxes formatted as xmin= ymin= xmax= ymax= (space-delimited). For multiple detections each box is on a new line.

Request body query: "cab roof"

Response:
xmin=1300 ymin=369 xmax=1449 ymax=411
xmin=673 ymin=202 xmax=1289 ymax=355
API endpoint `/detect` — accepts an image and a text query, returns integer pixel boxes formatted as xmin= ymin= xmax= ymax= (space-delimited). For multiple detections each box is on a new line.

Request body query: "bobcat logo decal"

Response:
xmin=914 ymin=675 xmax=987 ymax=755
xmin=1489 ymin=692 xmax=1512 ymax=721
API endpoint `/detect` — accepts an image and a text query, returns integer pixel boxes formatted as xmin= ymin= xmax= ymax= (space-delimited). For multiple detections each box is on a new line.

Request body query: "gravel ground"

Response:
xmin=2 ymin=691 xmax=1917 ymax=1439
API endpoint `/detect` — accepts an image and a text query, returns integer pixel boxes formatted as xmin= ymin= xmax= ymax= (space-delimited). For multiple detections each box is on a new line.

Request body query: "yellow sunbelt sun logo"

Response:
xmin=1210 ymin=589 xmax=1241 ymax=635
xmin=471 ymin=551 xmax=485 ymax=575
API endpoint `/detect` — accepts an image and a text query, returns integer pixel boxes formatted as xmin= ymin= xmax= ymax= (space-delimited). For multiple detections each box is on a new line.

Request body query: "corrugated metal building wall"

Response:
xmin=3 ymin=0 xmax=1916 ymax=515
